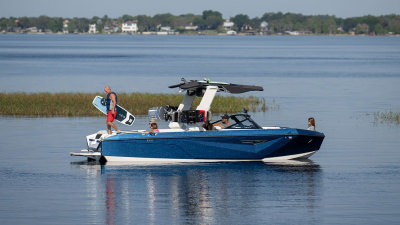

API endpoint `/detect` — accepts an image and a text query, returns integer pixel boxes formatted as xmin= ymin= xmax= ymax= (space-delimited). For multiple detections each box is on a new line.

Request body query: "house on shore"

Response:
xmin=241 ymin=24 xmax=255 ymax=35
xmin=260 ymin=21 xmax=269 ymax=35
xmin=121 ymin=21 xmax=138 ymax=34
xmin=24 ymin=27 xmax=38 ymax=33
xmin=156 ymin=25 xmax=178 ymax=35
xmin=63 ymin=20 xmax=69 ymax=34
xmin=88 ymin=24 xmax=97 ymax=34
xmin=184 ymin=23 xmax=198 ymax=31
xmin=223 ymin=20 xmax=236 ymax=35
xmin=223 ymin=20 xmax=234 ymax=30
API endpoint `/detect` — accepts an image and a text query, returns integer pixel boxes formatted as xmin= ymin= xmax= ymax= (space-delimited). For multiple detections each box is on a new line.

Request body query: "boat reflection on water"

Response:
xmin=70 ymin=160 xmax=322 ymax=224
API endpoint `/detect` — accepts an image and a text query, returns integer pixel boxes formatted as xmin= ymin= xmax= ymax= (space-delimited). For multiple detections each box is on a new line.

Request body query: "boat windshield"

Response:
xmin=213 ymin=114 xmax=262 ymax=129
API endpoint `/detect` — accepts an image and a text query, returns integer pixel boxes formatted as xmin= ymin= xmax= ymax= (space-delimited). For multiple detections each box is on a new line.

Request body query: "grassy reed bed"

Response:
xmin=374 ymin=111 xmax=400 ymax=124
xmin=0 ymin=92 xmax=267 ymax=117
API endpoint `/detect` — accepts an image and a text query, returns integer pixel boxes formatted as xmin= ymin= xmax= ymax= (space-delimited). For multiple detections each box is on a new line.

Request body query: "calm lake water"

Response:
xmin=0 ymin=34 xmax=400 ymax=224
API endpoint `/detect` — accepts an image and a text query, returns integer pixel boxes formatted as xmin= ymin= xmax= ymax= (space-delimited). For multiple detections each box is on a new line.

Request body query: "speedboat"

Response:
xmin=71 ymin=78 xmax=325 ymax=162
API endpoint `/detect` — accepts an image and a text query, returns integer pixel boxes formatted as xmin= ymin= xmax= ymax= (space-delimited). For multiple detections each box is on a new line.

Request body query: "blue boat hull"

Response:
xmin=100 ymin=128 xmax=325 ymax=162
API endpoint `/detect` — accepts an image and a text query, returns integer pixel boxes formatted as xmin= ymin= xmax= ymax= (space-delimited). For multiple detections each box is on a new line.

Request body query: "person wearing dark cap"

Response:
xmin=214 ymin=114 xmax=230 ymax=129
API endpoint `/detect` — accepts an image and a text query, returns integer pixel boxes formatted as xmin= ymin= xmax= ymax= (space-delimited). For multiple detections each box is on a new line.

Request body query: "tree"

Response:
xmin=67 ymin=22 xmax=77 ymax=33
xmin=101 ymin=14 xmax=111 ymax=26
xmin=261 ymin=12 xmax=284 ymax=21
xmin=18 ymin=17 xmax=30 ymax=28
xmin=374 ymin=23 xmax=385 ymax=35
xmin=0 ymin=18 xmax=10 ymax=31
xmin=360 ymin=15 xmax=380 ymax=29
xmin=355 ymin=23 xmax=369 ymax=34
xmin=122 ymin=14 xmax=134 ymax=22
xmin=71 ymin=17 xmax=89 ymax=32
xmin=387 ymin=14 xmax=400 ymax=34
xmin=250 ymin=17 xmax=262 ymax=31
xmin=134 ymin=15 xmax=155 ymax=31
xmin=322 ymin=17 xmax=337 ymax=34
xmin=231 ymin=14 xmax=250 ymax=31
xmin=306 ymin=17 xmax=322 ymax=34
xmin=37 ymin=15 xmax=51 ymax=31
xmin=193 ymin=16 xmax=206 ymax=30
xmin=48 ymin=17 xmax=63 ymax=32
xmin=201 ymin=10 xmax=223 ymax=29
xmin=172 ymin=13 xmax=197 ymax=29
xmin=342 ymin=18 xmax=358 ymax=32
xmin=153 ymin=13 xmax=174 ymax=27
xmin=205 ymin=15 xmax=223 ymax=30
xmin=90 ymin=16 xmax=100 ymax=24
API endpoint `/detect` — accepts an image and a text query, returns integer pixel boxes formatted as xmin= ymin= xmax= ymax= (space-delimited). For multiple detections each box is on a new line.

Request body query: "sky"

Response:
xmin=1 ymin=0 xmax=400 ymax=19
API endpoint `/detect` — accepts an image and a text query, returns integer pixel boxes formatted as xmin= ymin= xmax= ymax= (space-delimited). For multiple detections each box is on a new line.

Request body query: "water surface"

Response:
xmin=0 ymin=35 xmax=399 ymax=224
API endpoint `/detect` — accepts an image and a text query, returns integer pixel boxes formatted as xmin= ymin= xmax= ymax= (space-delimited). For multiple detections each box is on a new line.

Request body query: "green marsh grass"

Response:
xmin=0 ymin=92 xmax=267 ymax=117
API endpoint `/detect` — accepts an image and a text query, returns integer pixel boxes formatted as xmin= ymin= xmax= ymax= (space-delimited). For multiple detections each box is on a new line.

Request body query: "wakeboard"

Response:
xmin=92 ymin=96 xmax=135 ymax=126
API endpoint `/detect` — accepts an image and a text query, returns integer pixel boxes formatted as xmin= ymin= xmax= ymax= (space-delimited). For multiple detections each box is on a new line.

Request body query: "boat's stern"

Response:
xmin=86 ymin=130 xmax=108 ymax=151
xmin=70 ymin=130 xmax=108 ymax=161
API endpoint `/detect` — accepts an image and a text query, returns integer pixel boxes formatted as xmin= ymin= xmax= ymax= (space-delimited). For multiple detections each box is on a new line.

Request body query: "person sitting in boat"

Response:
xmin=307 ymin=117 xmax=316 ymax=131
xmin=213 ymin=114 xmax=230 ymax=129
xmin=144 ymin=120 xmax=159 ymax=134
xmin=202 ymin=120 xmax=214 ymax=130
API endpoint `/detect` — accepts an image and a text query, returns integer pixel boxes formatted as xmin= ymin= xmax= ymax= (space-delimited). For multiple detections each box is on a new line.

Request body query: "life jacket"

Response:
xmin=106 ymin=92 xmax=118 ymax=111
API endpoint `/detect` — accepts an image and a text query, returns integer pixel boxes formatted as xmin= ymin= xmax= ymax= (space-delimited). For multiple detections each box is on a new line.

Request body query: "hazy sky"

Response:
xmin=2 ymin=0 xmax=400 ymax=18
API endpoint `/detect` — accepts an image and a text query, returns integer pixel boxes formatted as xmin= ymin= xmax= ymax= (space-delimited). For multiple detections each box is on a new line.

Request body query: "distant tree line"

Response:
xmin=1 ymin=11 xmax=400 ymax=35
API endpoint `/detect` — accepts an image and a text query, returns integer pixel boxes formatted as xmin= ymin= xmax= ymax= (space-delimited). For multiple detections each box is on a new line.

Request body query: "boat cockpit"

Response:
xmin=212 ymin=113 xmax=262 ymax=129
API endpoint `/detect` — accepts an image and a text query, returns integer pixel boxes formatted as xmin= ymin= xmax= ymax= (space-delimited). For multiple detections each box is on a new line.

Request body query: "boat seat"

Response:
xmin=95 ymin=130 xmax=108 ymax=139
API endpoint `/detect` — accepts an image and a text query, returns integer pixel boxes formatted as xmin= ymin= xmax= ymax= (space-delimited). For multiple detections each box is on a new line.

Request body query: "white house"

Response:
xmin=260 ymin=21 xmax=268 ymax=30
xmin=160 ymin=26 xmax=171 ymax=31
xmin=184 ymin=23 xmax=198 ymax=31
xmin=63 ymin=20 xmax=69 ymax=34
xmin=25 ymin=27 xmax=38 ymax=33
xmin=122 ymin=21 xmax=138 ymax=33
xmin=223 ymin=20 xmax=234 ymax=30
xmin=88 ymin=24 xmax=97 ymax=34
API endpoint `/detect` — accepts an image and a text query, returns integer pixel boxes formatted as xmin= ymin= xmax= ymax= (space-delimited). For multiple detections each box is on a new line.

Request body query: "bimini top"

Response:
xmin=169 ymin=78 xmax=264 ymax=94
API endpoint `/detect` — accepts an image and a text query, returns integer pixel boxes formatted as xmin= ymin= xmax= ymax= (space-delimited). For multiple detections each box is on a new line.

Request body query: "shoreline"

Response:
xmin=2 ymin=32 xmax=400 ymax=37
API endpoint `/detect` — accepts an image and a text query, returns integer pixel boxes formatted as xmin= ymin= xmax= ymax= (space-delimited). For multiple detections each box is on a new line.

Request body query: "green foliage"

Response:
xmin=355 ymin=23 xmax=369 ymax=34
xmin=200 ymin=10 xmax=224 ymax=30
xmin=70 ymin=17 xmax=89 ymax=32
xmin=48 ymin=17 xmax=63 ymax=32
xmin=134 ymin=15 xmax=155 ymax=32
xmin=17 ymin=17 xmax=30 ymax=28
xmin=37 ymin=15 xmax=51 ymax=30
xmin=153 ymin=13 xmax=174 ymax=27
xmin=122 ymin=14 xmax=135 ymax=22
xmin=0 ymin=93 xmax=268 ymax=117
xmin=231 ymin=14 xmax=250 ymax=31
xmin=374 ymin=23 xmax=385 ymax=35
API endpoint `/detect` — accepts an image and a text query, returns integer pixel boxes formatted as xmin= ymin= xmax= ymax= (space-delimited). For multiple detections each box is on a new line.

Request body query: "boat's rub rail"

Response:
xmin=262 ymin=127 xmax=282 ymax=129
